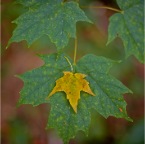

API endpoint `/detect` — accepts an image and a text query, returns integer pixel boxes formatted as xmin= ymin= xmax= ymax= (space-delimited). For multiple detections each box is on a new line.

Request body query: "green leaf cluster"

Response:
xmin=7 ymin=0 xmax=144 ymax=143
xmin=8 ymin=0 xmax=144 ymax=63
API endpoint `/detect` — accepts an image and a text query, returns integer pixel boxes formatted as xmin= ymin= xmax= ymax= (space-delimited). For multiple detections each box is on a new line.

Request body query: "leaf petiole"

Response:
xmin=81 ymin=6 xmax=124 ymax=14
xmin=64 ymin=37 xmax=78 ymax=73
xmin=73 ymin=37 xmax=77 ymax=65
xmin=64 ymin=56 xmax=74 ymax=72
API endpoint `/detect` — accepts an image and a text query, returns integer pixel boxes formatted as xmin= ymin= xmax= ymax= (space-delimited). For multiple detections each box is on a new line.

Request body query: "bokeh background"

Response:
xmin=1 ymin=0 xmax=144 ymax=144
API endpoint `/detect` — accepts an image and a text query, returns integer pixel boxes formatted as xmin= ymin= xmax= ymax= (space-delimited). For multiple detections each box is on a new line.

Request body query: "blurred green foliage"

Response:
xmin=118 ymin=119 xmax=144 ymax=144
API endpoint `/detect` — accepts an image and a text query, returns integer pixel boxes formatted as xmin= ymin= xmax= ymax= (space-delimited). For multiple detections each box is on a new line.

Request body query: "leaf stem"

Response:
xmin=64 ymin=56 xmax=73 ymax=72
xmin=73 ymin=37 xmax=77 ymax=65
xmin=81 ymin=6 xmax=124 ymax=13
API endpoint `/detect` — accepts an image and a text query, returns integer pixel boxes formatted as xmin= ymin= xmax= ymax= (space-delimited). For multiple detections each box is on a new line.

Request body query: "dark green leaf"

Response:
xmin=18 ymin=53 xmax=132 ymax=144
xmin=8 ymin=1 xmax=91 ymax=49
xmin=107 ymin=0 xmax=144 ymax=63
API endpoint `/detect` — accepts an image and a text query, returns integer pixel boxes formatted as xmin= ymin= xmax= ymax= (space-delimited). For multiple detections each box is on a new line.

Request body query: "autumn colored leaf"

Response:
xmin=17 ymin=53 xmax=132 ymax=144
xmin=48 ymin=71 xmax=95 ymax=113
xmin=7 ymin=0 xmax=91 ymax=49
xmin=107 ymin=0 xmax=144 ymax=63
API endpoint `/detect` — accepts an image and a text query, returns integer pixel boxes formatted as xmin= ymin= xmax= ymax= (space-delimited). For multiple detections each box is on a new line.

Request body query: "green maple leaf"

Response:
xmin=17 ymin=53 xmax=132 ymax=144
xmin=107 ymin=0 xmax=144 ymax=63
xmin=8 ymin=0 xmax=91 ymax=49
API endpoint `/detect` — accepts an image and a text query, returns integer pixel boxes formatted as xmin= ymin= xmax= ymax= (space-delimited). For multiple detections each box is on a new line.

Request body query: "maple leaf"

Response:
xmin=17 ymin=53 xmax=132 ymax=144
xmin=48 ymin=71 xmax=95 ymax=113
xmin=7 ymin=0 xmax=92 ymax=49
xmin=107 ymin=0 xmax=144 ymax=63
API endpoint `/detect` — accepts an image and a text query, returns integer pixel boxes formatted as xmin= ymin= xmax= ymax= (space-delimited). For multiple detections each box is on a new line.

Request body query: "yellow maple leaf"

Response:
xmin=48 ymin=71 xmax=95 ymax=113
